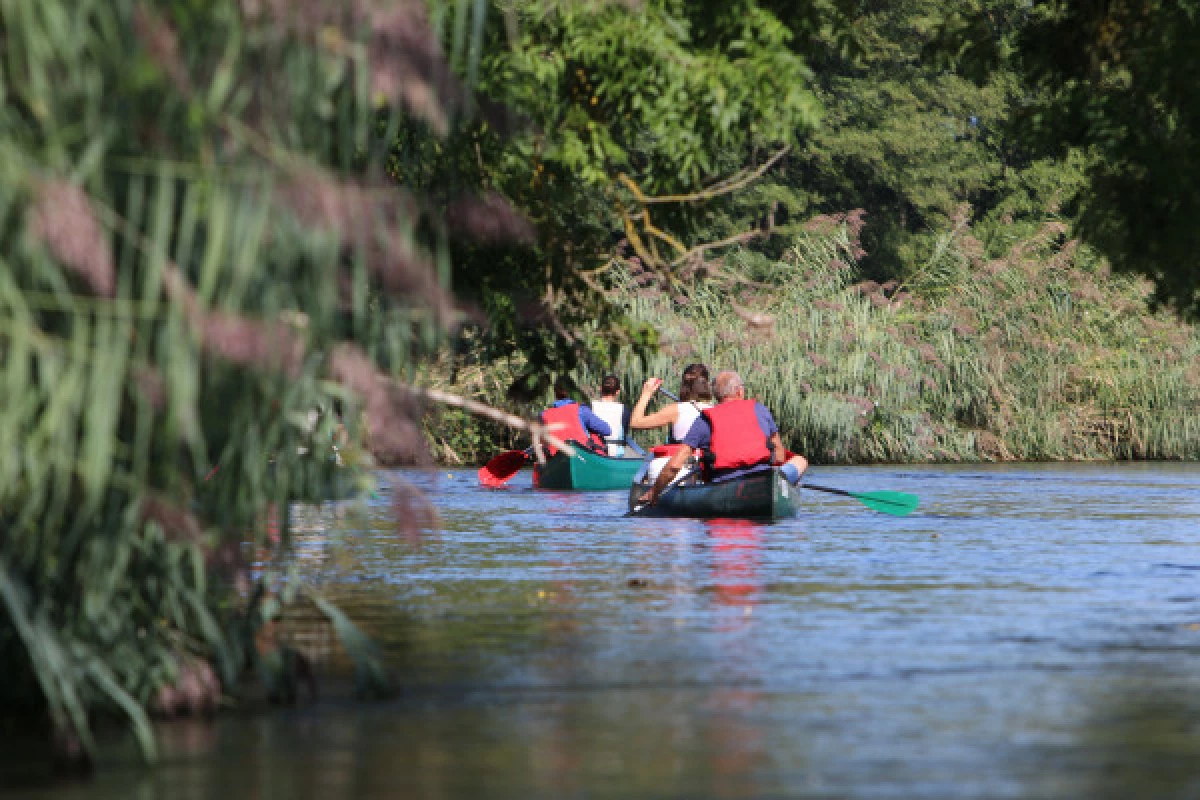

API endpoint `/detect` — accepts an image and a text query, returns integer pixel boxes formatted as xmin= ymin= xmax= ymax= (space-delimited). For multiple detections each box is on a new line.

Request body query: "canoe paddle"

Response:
xmin=626 ymin=465 xmax=694 ymax=516
xmin=801 ymin=483 xmax=919 ymax=516
xmin=658 ymin=385 xmax=682 ymax=403
xmin=478 ymin=448 xmax=531 ymax=487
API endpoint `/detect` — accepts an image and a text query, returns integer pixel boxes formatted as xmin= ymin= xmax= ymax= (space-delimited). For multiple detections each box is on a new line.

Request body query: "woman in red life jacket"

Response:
xmin=539 ymin=378 xmax=610 ymax=455
xmin=638 ymin=370 xmax=808 ymax=506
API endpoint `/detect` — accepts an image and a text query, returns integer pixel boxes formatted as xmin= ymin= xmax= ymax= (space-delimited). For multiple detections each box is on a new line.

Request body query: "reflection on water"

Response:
xmin=8 ymin=463 xmax=1200 ymax=798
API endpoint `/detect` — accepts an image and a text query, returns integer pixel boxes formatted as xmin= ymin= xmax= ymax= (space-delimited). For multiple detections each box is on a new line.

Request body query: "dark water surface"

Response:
xmin=12 ymin=463 xmax=1200 ymax=798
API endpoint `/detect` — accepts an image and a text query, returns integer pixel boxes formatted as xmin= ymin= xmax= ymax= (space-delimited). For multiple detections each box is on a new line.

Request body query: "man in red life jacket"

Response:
xmin=540 ymin=379 xmax=611 ymax=455
xmin=638 ymin=370 xmax=808 ymax=506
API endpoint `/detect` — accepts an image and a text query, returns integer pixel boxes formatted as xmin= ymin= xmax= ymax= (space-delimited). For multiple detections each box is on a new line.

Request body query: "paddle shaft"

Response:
xmin=628 ymin=465 xmax=693 ymax=516
xmin=801 ymin=482 xmax=854 ymax=499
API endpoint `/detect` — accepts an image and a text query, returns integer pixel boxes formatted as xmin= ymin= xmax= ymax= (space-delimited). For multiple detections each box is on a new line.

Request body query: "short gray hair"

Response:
xmin=713 ymin=370 xmax=743 ymax=400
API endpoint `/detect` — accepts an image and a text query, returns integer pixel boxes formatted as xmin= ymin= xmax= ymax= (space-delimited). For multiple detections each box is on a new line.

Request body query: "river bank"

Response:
xmin=423 ymin=219 xmax=1200 ymax=467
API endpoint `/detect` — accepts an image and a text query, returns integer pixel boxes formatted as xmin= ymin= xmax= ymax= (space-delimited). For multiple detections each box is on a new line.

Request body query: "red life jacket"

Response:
xmin=540 ymin=402 xmax=604 ymax=456
xmin=701 ymin=399 xmax=772 ymax=470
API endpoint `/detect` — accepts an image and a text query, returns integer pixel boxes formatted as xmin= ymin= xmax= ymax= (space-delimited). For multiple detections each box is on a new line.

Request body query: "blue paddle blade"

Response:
xmin=850 ymin=490 xmax=919 ymax=516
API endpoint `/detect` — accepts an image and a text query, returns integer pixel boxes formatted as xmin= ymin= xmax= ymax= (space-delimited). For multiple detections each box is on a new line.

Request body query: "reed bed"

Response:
xmin=600 ymin=215 xmax=1200 ymax=463
xmin=428 ymin=213 xmax=1200 ymax=464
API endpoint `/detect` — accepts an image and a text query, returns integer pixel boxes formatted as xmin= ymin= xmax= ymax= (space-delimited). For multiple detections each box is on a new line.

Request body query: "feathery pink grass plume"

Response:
xmin=277 ymin=175 xmax=455 ymax=321
xmin=28 ymin=181 xmax=115 ymax=297
xmin=330 ymin=344 xmax=431 ymax=466
xmin=445 ymin=192 xmax=536 ymax=244
xmin=133 ymin=2 xmax=191 ymax=94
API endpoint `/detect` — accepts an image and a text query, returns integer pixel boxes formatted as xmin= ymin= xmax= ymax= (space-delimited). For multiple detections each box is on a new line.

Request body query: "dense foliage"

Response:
xmin=424 ymin=0 xmax=1200 ymax=464
xmin=936 ymin=0 xmax=1200 ymax=317
xmin=432 ymin=214 xmax=1200 ymax=464
xmin=619 ymin=218 xmax=1200 ymax=462
xmin=392 ymin=0 xmax=822 ymax=397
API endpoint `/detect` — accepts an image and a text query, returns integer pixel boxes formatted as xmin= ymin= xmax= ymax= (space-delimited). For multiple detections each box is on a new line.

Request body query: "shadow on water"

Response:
xmin=7 ymin=464 xmax=1200 ymax=798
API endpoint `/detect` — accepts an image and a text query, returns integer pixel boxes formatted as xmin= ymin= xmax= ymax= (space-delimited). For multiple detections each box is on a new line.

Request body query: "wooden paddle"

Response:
xmin=478 ymin=448 xmax=531 ymax=487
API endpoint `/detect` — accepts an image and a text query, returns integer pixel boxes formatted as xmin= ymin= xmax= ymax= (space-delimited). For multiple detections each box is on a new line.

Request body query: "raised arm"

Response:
xmin=768 ymin=431 xmax=788 ymax=465
xmin=629 ymin=377 xmax=679 ymax=430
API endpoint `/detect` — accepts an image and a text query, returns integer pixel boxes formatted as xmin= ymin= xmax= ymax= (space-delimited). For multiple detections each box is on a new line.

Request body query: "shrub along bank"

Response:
xmin=427 ymin=215 xmax=1200 ymax=464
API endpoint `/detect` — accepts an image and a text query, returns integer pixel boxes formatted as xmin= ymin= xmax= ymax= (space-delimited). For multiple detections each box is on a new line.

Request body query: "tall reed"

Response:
xmin=1 ymin=0 xmax=498 ymax=766
xmin=603 ymin=213 xmax=1200 ymax=462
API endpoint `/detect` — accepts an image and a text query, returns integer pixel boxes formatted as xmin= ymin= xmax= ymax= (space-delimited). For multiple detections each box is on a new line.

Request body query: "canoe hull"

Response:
xmin=534 ymin=447 xmax=645 ymax=491
xmin=627 ymin=467 xmax=797 ymax=520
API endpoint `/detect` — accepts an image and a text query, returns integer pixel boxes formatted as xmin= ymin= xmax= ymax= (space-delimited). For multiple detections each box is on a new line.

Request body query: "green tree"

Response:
xmin=393 ymin=0 xmax=824 ymax=400
xmin=776 ymin=0 xmax=1084 ymax=279
xmin=936 ymin=0 xmax=1200 ymax=316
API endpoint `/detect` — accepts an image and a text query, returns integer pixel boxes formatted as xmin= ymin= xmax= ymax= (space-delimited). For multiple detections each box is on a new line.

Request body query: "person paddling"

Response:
xmin=590 ymin=374 xmax=629 ymax=457
xmin=637 ymin=370 xmax=808 ymax=507
xmin=629 ymin=362 xmax=713 ymax=443
xmin=540 ymin=378 xmax=611 ymax=455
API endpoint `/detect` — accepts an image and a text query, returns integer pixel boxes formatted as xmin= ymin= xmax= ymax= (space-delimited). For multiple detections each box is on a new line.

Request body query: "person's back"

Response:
xmin=697 ymin=396 xmax=773 ymax=478
xmin=670 ymin=374 xmax=713 ymax=442
xmin=644 ymin=375 xmax=713 ymax=483
xmin=592 ymin=374 xmax=627 ymax=457
xmin=541 ymin=379 xmax=611 ymax=454
xmin=672 ymin=399 xmax=711 ymax=442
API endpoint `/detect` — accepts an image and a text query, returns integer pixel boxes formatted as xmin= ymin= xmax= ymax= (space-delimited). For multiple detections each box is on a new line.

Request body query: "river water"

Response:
xmin=10 ymin=463 xmax=1200 ymax=798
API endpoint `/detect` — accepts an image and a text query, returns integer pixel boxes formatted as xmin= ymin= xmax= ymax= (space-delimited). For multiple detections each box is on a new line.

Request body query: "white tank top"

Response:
xmin=590 ymin=400 xmax=626 ymax=457
xmin=673 ymin=402 xmax=711 ymax=442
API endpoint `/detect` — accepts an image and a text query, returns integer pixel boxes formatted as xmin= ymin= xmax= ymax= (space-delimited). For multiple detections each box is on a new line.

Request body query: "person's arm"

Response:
xmin=756 ymin=403 xmax=786 ymax=464
xmin=629 ymin=378 xmax=679 ymax=430
xmin=580 ymin=406 xmax=611 ymax=437
xmin=638 ymin=445 xmax=693 ymax=506
xmin=768 ymin=431 xmax=788 ymax=465
xmin=638 ymin=416 xmax=710 ymax=505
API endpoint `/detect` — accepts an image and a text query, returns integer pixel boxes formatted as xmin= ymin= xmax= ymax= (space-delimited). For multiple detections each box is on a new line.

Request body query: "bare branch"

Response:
xmin=617 ymin=145 xmax=790 ymax=205
xmin=407 ymin=385 xmax=574 ymax=463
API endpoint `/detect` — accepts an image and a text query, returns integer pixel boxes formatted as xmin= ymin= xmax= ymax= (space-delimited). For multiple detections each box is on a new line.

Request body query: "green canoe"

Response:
xmin=627 ymin=467 xmax=797 ymax=520
xmin=533 ymin=446 xmax=646 ymax=490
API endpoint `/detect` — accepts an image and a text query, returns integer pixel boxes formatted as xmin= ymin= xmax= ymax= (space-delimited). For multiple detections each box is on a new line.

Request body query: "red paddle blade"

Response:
xmin=478 ymin=450 xmax=528 ymax=487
